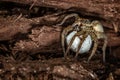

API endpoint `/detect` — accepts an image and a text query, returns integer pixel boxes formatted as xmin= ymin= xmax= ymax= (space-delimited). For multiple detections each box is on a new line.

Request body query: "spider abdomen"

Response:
xmin=66 ymin=31 xmax=92 ymax=54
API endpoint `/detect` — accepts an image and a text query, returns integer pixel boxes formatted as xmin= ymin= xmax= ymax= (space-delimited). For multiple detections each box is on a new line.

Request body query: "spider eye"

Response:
xmin=72 ymin=23 xmax=81 ymax=31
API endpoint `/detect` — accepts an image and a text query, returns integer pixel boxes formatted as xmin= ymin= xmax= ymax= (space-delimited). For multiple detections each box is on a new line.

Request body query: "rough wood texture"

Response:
xmin=0 ymin=1 xmax=120 ymax=80
xmin=0 ymin=13 xmax=61 ymax=41
xmin=1 ymin=0 xmax=120 ymax=29
xmin=0 ymin=58 xmax=97 ymax=80
xmin=0 ymin=14 xmax=120 ymax=58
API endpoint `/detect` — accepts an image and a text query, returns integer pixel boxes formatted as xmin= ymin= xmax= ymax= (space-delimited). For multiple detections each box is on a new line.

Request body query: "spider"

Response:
xmin=61 ymin=13 xmax=107 ymax=62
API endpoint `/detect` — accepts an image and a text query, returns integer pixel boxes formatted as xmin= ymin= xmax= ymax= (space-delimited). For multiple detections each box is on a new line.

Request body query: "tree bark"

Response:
xmin=0 ymin=58 xmax=97 ymax=80
xmin=0 ymin=0 xmax=120 ymax=58
xmin=0 ymin=1 xmax=119 ymax=79
xmin=0 ymin=14 xmax=120 ymax=56
xmin=1 ymin=0 xmax=120 ymax=29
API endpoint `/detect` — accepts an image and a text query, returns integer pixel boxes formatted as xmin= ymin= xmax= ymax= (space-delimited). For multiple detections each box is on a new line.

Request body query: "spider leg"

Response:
xmin=88 ymin=33 xmax=98 ymax=62
xmin=75 ymin=33 xmax=88 ymax=58
xmin=102 ymin=35 xmax=107 ymax=62
xmin=58 ymin=13 xmax=79 ymax=26
xmin=61 ymin=26 xmax=73 ymax=54
xmin=65 ymin=31 xmax=84 ymax=58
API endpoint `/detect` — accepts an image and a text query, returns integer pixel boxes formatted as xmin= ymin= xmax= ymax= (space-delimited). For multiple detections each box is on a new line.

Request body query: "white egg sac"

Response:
xmin=66 ymin=31 xmax=92 ymax=54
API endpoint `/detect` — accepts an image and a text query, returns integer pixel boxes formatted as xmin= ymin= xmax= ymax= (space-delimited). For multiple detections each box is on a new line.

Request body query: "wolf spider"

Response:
xmin=61 ymin=13 xmax=107 ymax=62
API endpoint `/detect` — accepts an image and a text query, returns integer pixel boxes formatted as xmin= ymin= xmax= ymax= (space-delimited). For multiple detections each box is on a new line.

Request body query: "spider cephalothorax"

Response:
xmin=61 ymin=13 xmax=107 ymax=62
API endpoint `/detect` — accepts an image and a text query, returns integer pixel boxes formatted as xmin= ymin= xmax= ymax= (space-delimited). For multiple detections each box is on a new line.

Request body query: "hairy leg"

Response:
xmin=65 ymin=31 xmax=84 ymax=58
xmin=58 ymin=13 xmax=79 ymax=25
xmin=61 ymin=26 xmax=73 ymax=54
xmin=102 ymin=35 xmax=107 ymax=62
xmin=75 ymin=33 xmax=88 ymax=58
xmin=88 ymin=33 xmax=98 ymax=62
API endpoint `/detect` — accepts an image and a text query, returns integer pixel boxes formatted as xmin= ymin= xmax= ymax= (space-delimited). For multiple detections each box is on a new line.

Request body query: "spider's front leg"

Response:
xmin=61 ymin=26 xmax=73 ymax=55
xmin=65 ymin=31 xmax=85 ymax=58
xmin=88 ymin=33 xmax=98 ymax=62
xmin=75 ymin=32 xmax=88 ymax=58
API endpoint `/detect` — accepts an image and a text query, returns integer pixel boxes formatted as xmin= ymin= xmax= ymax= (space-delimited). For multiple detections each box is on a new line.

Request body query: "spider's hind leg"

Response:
xmin=102 ymin=35 xmax=107 ymax=62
